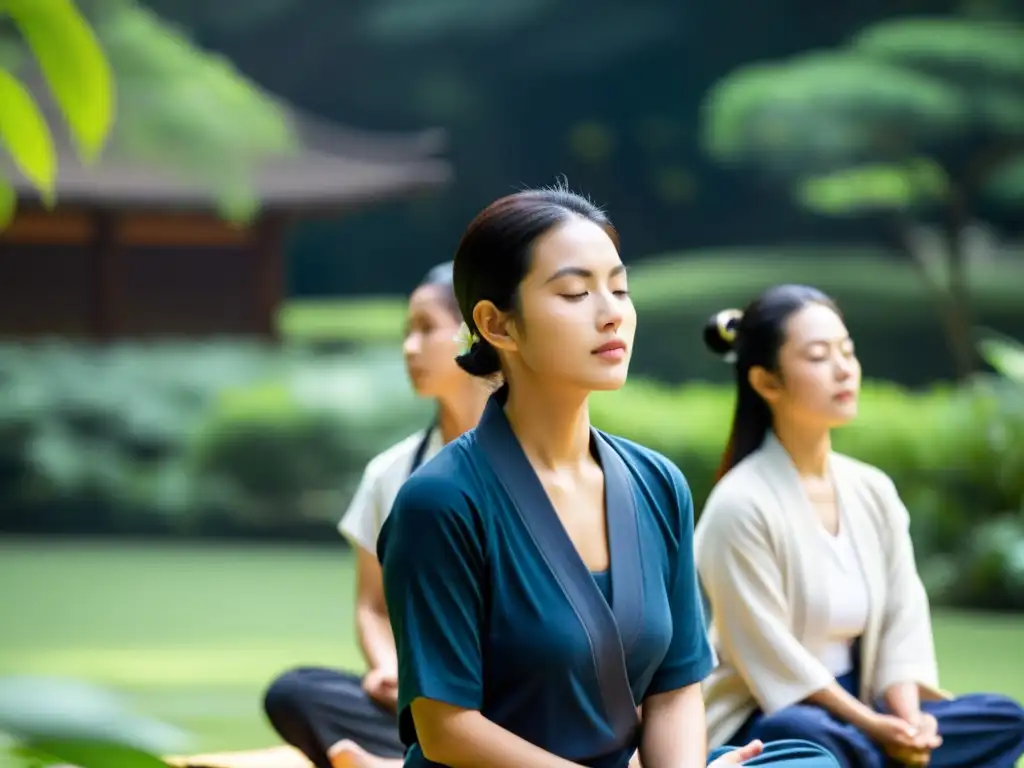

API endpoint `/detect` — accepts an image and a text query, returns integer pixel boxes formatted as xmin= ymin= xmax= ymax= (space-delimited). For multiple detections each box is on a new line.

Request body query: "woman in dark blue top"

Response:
xmin=377 ymin=184 xmax=840 ymax=768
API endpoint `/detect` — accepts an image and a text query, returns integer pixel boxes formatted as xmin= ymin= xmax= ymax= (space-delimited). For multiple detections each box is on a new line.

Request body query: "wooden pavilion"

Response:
xmin=0 ymin=95 xmax=451 ymax=341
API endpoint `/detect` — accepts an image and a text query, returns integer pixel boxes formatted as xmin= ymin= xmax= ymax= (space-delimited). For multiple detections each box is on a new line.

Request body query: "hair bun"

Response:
xmin=455 ymin=338 xmax=502 ymax=378
xmin=702 ymin=309 xmax=743 ymax=358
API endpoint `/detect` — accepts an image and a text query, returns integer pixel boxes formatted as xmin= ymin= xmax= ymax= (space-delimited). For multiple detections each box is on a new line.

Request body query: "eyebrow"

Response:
xmin=544 ymin=264 xmax=627 ymax=284
xmin=802 ymin=335 xmax=853 ymax=348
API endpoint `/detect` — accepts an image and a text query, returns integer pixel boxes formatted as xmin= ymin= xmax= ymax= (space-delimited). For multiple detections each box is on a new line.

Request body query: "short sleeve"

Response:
xmin=338 ymin=465 xmax=382 ymax=553
xmin=377 ymin=473 xmax=485 ymax=714
xmin=645 ymin=461 xmax=717 ymax=697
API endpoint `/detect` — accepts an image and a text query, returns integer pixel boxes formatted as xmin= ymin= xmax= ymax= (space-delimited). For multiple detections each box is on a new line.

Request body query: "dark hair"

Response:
xmin=452 ymin=184 xmax=618 ymax=380
xmin=415 ymin=261 xmax=460 ymax=320
xmin=703 ymin=284 xmax=840 ymax=479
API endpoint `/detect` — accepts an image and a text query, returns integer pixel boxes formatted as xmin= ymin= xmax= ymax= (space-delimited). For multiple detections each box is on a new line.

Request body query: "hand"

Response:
xmin=888 ymin=712 xmax=941 ymax=766
xmin=865 ymin=712 xmax=941 ymax=766
xmin=708 ymin=740 xmax=764 ymax=766
xmin=361 ymin=667 xmax=398 ymax=712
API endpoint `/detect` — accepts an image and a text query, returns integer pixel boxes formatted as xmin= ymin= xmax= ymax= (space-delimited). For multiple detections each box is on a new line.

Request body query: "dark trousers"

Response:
xmin=729 ymin=668 xmax=1024 ymax=768
xmin=263 ymin=667 xmax=404 ymax=768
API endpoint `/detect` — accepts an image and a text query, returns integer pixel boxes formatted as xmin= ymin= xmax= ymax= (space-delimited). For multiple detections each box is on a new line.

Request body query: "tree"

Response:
xmin=0 ymin=0 xmax=297 ymax=227
xmin=701 ymin=17 xmax=1024 ymax=379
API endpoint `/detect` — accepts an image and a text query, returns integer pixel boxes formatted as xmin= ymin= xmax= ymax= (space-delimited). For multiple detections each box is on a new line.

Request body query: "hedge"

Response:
xmin=0 ymin=342 xmax=1021 ymax=610
xmin=279 ymin=250 xmax=1024 ymax=385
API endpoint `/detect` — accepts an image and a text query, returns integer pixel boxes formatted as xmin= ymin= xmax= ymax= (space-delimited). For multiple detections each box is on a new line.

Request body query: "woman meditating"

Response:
xmin=263 ymin=263 xmax=488 ymax=768
xmin=695 ymin=284 xmax=1024 ymax=768
xmin=376 ymin=186 xmax=840 ymax=767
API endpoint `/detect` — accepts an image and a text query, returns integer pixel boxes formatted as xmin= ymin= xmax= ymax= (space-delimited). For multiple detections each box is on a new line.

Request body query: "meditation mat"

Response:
xmin=165 ymin=745 xmax=311 ymax=768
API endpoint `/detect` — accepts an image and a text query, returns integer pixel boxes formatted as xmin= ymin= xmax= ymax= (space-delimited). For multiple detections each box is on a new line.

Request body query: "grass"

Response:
xmin=1 ymin=538 xmax=1023 ymax=755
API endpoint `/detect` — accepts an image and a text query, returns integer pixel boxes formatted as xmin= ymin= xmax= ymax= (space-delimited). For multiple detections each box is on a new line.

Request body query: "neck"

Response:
xmin=772 ymin=420 xmax=832 ymax=478
xmin=504 ymin=377 xmax=592 ymax=471
xmin=435 ymin=378 xmax=489 ymax=444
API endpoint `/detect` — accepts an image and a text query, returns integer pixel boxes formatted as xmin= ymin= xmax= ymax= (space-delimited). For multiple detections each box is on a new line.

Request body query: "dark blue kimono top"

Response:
xmin=377 ymin=394 xmax=715 ymax=768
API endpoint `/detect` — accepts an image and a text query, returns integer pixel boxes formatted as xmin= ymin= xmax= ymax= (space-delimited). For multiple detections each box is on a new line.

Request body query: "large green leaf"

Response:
xmin=15 ymin=741 xmax=170 ymax=768
xmin=0 ymin=676 xmax=190 ymax=762
xmin=3 ymin=0 xmax=114 ymax=161
xmin=0 ymin=175 xmax=16 ymax=227
xmin=0 ymin=68 xmax=56 ymax=200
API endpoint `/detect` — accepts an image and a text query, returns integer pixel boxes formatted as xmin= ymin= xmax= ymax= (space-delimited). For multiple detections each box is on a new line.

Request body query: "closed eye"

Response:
xmin=561 ymin=292 xmax=589 ymax=301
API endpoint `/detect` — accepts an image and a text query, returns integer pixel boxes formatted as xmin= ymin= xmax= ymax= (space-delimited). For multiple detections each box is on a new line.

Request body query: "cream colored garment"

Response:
xmin=694 ymin=433 xmax=950 ymax=749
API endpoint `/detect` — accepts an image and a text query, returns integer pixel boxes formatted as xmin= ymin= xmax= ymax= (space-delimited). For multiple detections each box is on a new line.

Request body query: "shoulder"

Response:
xmin=831 ymin=451 xmax=906 ymax=527
xmin=601 ymin=432 xmax=690 ymax=494
xmin=361 ymin=430 xmax=430 ymax=490
xmin=600 ymin=432 xmax=692 ymax=510
xmin=831 ymin=451 xmax=897 ymax=495
xmin=377 ymin=440 xmax=485 ymax=560
xmin=696 ymin=456 xmax=775 ymax=544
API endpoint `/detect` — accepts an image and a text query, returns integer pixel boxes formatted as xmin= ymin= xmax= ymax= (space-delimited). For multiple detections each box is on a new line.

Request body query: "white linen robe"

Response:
xmin=694 ymin=433 xmax=950 ymax=749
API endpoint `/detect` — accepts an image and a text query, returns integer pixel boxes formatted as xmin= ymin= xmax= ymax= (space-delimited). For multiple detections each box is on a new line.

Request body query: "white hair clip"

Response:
xmin=454 ymin=322 xmax=479 ymax=353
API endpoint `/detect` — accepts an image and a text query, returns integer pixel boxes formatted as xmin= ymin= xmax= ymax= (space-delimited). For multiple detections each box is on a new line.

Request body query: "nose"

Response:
xmin=834 ymin=355 xmax=854 ymax=380
xmin=597 ymin=289 xmax=624 ymax=332
xmin=403 ymin=332 xmax=420 ymax=357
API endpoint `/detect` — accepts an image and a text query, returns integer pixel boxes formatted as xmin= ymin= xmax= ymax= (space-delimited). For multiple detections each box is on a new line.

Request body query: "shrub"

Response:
xmin=187 ymin=351 xmax=430 ymax=531
xmin=1 ymin=340 xmax=1020 ymax=609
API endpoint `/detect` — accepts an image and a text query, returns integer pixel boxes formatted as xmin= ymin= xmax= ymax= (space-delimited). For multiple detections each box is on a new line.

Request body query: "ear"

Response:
xmin=748 ymin=365 xmax=783 ymax=404
xmin=472 ymin=300 xmax=518 ymax=354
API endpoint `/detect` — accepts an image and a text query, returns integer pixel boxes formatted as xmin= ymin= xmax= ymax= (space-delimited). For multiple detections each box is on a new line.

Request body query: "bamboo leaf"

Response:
xmin=4 ymin=0 xmax=115 ymax=161
xmin=0 ymin=68 xmax=56 ymax=201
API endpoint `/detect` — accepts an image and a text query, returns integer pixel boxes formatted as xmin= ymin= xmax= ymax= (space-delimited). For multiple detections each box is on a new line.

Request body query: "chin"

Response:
xmin=829 ymin=405 xmax=859 ymax=427
xmin=409 ymin=379 xmax=434 ymax=398
xmin=586 ymin=370 xmax=630 ymax=392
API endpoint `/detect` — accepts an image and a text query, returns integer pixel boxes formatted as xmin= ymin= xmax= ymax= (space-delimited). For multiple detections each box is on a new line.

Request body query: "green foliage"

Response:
xmin=0 ymin=68 xmax=57 ymax=201
xmin=0 ymin=342 xmax=427 ymax=536
xmin=278 ymin=296 xmax=409 ymax=345
xmin=702 ymin=16 xmax=1024 ymax=209
xmin=1 ymin=340 xmax=1021 ymax=609
xmin=624 ymin=250 xmax=1024 ymax=385
xmin=798 ymin=158 xmax=950 ymax=215
xmin=0 ymin=676 xmax=187 ymax=768
xmin=702 ymin=51 xmax=965 ymax=170
xmin=92 ymin=0 xmax=297 ymax=222
xmin=0 ymin=0 xmax=298 ymax=225
xmin=978 ymin=332 xmax=1024 ymax=381
xmin=0 ymin=0 xmax=113 ymax=225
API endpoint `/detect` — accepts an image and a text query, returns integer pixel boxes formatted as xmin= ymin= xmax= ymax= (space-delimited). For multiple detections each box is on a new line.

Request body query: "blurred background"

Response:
xmin=0 ymin=0 xmax=1023 ymax=758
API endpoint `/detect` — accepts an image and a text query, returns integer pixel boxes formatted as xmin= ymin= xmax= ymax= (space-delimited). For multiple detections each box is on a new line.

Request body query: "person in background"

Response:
xmin=376 ymin=185 xmax=841 ymax=768
xmin=695 ymin=284 xmax=1024 ymax=768
xmin=262 ymin=262 xmax=489 ymax=768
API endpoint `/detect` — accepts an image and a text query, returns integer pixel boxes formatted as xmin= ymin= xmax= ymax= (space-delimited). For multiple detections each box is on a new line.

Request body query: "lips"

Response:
xmin=592 ymin=339 xmax=627 ymax=355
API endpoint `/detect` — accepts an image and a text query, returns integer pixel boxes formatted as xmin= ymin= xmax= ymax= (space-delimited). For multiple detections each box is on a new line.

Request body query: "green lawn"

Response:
xmin=2 ymin=538 xmax=1023 ymax=755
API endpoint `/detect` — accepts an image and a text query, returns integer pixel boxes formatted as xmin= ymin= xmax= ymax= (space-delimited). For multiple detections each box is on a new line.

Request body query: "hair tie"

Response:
xmin=716 ymin=309 xmax=743 ymax=345
xmin=454 ymin=322 xmax=479 ymax=354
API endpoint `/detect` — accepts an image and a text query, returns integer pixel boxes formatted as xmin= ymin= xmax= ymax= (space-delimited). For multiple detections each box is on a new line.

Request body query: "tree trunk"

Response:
xmin=894 ymin=208 xmax=976 ymax=382
xmin=940 ymin=204 xmax=977 ymax=381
